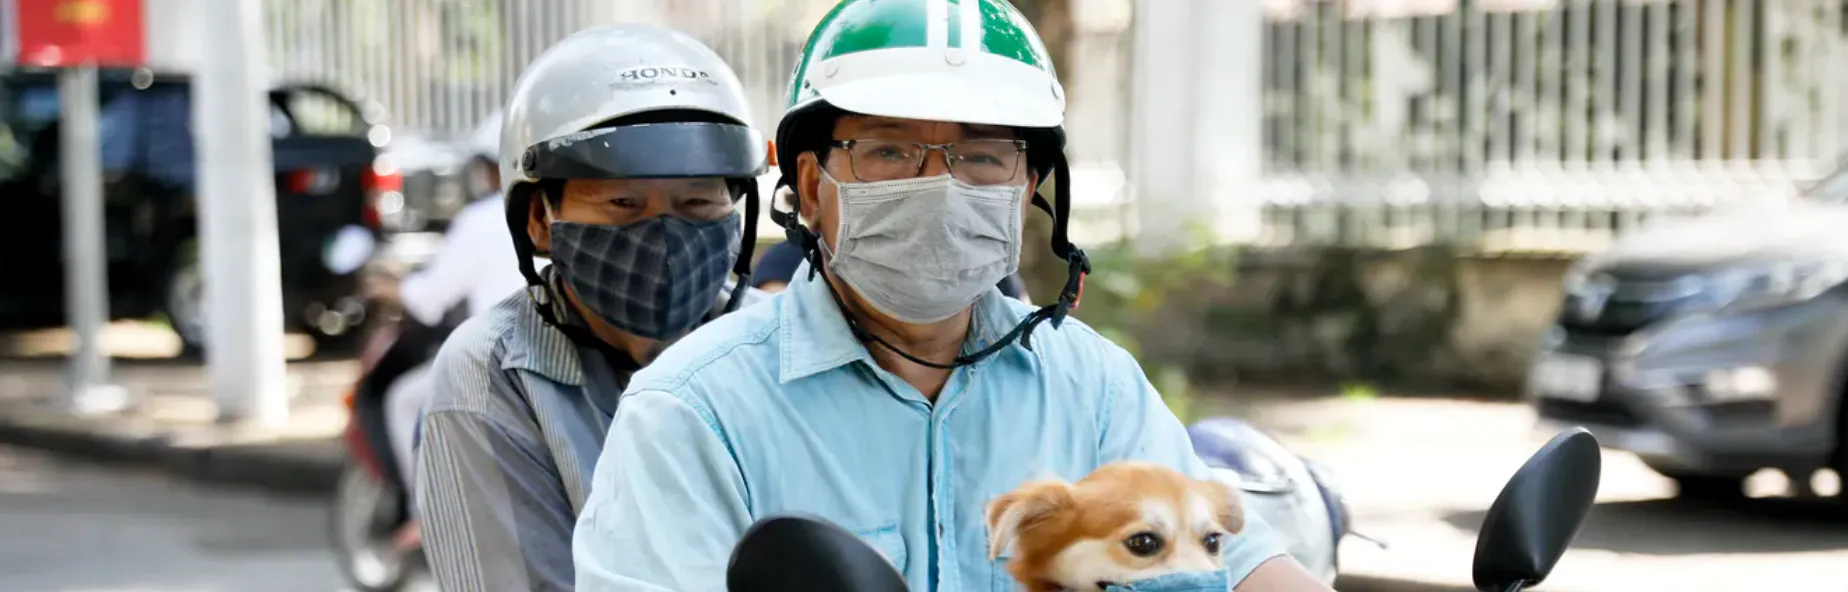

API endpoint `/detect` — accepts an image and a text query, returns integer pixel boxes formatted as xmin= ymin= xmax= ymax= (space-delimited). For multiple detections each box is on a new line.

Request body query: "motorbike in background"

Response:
xmin=328 ymin=258 xmax=462 ymax=592
xmin=1186 ymin=416 xmax=1372 ymax=585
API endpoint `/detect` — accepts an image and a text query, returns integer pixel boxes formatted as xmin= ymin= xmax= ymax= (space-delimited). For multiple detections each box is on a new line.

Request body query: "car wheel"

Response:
xmin=163 ymin=242 xmax=209 ymax=358
xmin=1646 ymin=463 xmax=1747 ymax=501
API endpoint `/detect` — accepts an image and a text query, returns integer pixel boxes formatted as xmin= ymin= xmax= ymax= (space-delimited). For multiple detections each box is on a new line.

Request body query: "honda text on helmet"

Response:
xmin=500 ymin=27 xmax=767 ymax=342
xmin=769 ymin=0 xmax=1089 ymax=368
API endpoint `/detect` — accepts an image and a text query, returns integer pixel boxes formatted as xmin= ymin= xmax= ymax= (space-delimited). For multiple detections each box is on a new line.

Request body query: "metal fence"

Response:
xmin=1248 ymin=0 xmax=1848 ymax=253
xmin=261 ymin=0 xmax=1133 ymax=164
xmin=253 ymin=0 xmax=1848 ymax=252
xmin=260 ymin=0 xmax=1133 ymax=238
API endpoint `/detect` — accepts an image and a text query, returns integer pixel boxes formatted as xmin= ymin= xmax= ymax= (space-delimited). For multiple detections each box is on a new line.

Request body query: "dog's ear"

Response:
xmin=985 ymin=480 xmax=1074 ymax=560
xmin=1199 ymin=478 xmax=1245 ymax=535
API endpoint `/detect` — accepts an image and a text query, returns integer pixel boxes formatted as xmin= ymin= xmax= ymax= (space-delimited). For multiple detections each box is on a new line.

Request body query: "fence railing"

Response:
xmin=259 ymin=0 xmax=1133 ymax=163
xmin=219 ymin=1 xmax=1848 ymax=251
xmin=258 ymin=0 xmax=1135 ymax=239
xmin=1246 ymin=0 xmax=1848 ymax=253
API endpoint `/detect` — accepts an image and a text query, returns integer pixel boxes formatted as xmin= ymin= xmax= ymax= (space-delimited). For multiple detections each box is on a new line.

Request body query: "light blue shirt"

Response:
xmin=573 ymin=268 xmax=1287 ymax=591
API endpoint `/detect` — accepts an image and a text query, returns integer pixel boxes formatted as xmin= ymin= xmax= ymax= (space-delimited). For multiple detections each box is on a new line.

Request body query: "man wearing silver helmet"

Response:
xmin=413 ymin=24 xmax=769 ymax=592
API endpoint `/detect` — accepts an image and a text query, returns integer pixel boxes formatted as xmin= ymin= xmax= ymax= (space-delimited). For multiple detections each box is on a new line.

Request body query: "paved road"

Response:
xmin=1260 ymin=398 xmax=1848 ymax=591
xmin=0 ymin=444 xmax=347 ymax=592
xmin=7 ymin=397 xmax=1848 ymax=592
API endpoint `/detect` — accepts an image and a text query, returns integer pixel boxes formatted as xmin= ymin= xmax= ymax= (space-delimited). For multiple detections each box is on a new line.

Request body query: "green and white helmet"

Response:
xmin=775 ymin=0 xmax=1064 ymax=171
xmin=786 ymin=0 xmax=1062 ymax=129
xmin=774 ymin=0 xmax=1090 ymax=349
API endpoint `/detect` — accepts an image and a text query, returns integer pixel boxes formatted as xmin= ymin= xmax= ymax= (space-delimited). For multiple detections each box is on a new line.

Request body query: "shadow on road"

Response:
xmin=1334 ymin=573 xmax=1474 ymax=592
xmin=1444 ymin=496 xmax=1848 ymax=556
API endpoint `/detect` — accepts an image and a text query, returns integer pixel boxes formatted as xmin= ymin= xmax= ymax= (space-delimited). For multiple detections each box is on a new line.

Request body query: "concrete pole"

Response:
xmin=194 ymin=0 xmax=289 ymax=426
xmin=1127 ymin=0 xmax=1265 ymax=255
xmin=59 ymin=63 xmax=129 ymax=415
xmin=1199 ymin=0 xmax=1265 ymax=245
xmin=1127 ymin=0 xmax=1202 ymax=258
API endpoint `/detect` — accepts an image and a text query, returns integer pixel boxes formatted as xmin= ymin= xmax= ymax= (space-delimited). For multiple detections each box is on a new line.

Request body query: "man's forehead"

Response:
xmin=565 ymin=177 xmax=726 ymax=195
xmin=837 ymin=115 xmax=1013 ymax=139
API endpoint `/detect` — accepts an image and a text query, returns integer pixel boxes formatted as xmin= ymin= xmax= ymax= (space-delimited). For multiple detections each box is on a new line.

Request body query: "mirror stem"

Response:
xmin=1503 ymin=581 xmax=1529 ymax=592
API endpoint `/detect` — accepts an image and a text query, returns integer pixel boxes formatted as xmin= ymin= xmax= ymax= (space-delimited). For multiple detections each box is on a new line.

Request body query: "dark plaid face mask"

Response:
xmin=547 ymin=213 xmax=741 ymax=340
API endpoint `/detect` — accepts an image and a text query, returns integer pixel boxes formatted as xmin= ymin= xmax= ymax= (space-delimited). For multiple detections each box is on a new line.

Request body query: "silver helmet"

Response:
xmin=496 ymin=24 xmax=767 ymax=290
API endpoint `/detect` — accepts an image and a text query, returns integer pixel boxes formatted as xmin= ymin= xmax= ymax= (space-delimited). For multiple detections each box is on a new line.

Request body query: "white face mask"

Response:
xmin=820 ymin=170 xmax=1025 ymax=324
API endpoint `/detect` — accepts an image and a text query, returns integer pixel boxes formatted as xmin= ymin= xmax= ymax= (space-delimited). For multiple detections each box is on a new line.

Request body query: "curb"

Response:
xmin=0 ymin=411 xmax=346 ymax=496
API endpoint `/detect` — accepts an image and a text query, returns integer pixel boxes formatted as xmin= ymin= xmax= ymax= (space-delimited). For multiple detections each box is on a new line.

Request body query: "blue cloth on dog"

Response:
xmin=1102 ymin=570 xmax=1231 ymax=592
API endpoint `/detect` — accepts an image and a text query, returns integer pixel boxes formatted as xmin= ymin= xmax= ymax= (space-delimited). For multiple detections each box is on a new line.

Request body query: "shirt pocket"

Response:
xmin=853 ymin=523 xmax=909 ymax=573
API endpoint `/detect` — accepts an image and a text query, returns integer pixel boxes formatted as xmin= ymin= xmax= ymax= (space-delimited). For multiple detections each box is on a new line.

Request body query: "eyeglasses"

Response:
xmin=831 ymin=139 xmax=1028 ymax=186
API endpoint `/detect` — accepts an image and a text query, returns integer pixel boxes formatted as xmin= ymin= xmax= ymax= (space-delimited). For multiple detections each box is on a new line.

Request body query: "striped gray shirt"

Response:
xmin=414 ymin=277 xmax=764 ymax=592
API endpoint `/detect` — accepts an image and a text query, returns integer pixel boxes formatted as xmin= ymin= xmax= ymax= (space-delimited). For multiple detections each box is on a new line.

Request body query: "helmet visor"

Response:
xmin=521 ymin=122 xmax=767 ymax=181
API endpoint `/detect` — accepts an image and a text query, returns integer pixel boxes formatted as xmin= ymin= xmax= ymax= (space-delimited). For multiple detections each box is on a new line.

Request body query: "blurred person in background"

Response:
xmin=361 ymin=109 xmax=528 ymax=552
xmin=413 ymin=24 xmax=768 ymax=592
xmin=572 ymin=1 xmax=1330 ymax=590
xmin=749 ymin=186 xmax=1033 ymax=301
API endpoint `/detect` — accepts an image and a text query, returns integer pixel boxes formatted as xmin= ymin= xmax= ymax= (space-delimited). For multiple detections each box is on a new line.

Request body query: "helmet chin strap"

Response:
xmin=721 ymin=180 xmax=760 ymax=313
xmin=768 ymin=153 xmax=1089 ymax=370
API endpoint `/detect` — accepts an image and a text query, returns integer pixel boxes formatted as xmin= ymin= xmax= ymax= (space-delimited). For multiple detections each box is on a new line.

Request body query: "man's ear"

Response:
xmin=1024 ymin=172 xmax=1044 ymax=215
xmin=1199 ymin=478 xmax=1245 ymax=535
xmin=985 ymin=479 xmax=1073 ymax=560
xmin=796 ymin=151 xmax=823 ymax=229
xmin=527 ymin=191 xmax=552 ymax=254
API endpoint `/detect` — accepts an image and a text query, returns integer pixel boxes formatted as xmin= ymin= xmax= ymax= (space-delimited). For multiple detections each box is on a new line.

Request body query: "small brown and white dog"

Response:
xmin=985 ymin=462 xmax=1244 ymax=592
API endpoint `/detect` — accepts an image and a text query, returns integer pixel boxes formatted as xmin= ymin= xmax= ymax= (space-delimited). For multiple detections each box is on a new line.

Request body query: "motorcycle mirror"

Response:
xmin=726 ymin=513 xmax=909 ymax=592
xmin=1471 ymin=427 xmax=1602 ymax=592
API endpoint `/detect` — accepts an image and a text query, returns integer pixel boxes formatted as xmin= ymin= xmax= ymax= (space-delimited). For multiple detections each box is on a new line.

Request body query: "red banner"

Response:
xmin=15 ymin=0 xmax=146 ymax=67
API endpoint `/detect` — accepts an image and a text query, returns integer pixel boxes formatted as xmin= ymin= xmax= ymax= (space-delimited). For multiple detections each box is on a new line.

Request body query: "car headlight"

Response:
xmin=1705 ymin=260 xmax=1848 ymax=311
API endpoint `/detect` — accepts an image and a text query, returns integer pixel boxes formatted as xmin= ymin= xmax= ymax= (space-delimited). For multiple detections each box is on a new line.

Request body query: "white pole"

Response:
xmin=1128 ymin=0 xmax=1265 ymax=254
xmin=1200 ymin=0 xmax=1264 ymax=245
xmin=1128 ymin=0 xmax=1204 ymax=257
xmin=194 ymin=0 xmax=289 ymax=426
xmin=59 ymin=63 xmax=129 ymax=415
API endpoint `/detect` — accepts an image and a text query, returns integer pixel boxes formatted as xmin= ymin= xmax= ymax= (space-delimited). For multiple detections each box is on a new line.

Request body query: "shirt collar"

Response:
xmin=504 ymin=264 xmax=746 ymax=385
xmin=500 ymin=265 xmax=600 ymax=386
xmin=776 ymin=259 xmax=1031 ymax=384
xmin=502 ymin=283 xmax=587 ymax=386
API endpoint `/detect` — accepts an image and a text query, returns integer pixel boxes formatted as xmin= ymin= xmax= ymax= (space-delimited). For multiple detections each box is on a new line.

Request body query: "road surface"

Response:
xmin=0 ymin=444 xmax=346 ymax=592
xmin=1262 ymin=398 xmax=1848 ymax=591
xmin=5 ymin=397 xmax=1848 ymax=592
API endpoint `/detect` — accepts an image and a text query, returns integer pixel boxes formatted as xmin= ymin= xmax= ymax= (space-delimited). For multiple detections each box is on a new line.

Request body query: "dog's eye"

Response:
xmin=1202 ymin=533 xmax=1224 ymax=555
xmin=1123 ymin=532 xmax=1164 ymax=557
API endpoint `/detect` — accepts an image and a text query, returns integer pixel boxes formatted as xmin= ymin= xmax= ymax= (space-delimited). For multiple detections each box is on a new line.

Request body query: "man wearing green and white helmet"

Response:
xmin=574 ymin=2 xmax=1330 ymax=591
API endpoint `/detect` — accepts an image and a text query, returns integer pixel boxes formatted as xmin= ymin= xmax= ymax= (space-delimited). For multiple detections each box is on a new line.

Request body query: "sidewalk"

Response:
xmin=0 ymin=356 xmax=353 ymax=495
